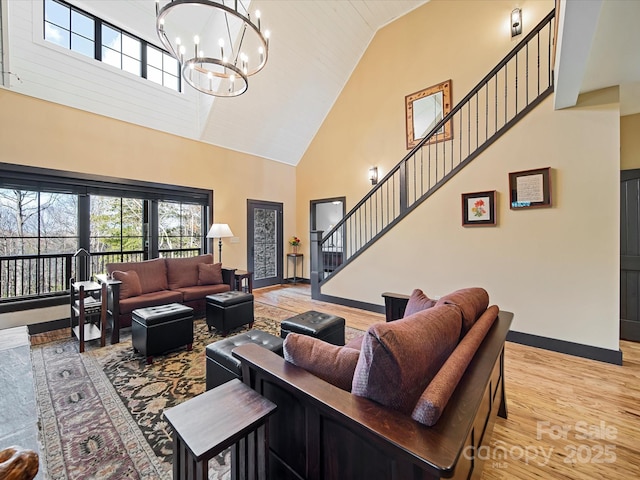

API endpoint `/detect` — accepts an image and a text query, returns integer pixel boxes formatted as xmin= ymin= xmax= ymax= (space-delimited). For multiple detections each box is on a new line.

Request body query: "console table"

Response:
xmin=164 ymin=378 xmax=277 ymax=480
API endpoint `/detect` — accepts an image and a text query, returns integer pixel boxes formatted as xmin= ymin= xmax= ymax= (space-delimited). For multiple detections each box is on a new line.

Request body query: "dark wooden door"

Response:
xmin=621 ymin=169 xmax=640 ymax=341
xmin=247 ymin=200 xmax=283 ymax=289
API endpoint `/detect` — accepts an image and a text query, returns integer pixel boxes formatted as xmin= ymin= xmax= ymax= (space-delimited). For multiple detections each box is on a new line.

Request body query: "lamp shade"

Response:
xmin=207 ymin=223 xmax=234 ymax=238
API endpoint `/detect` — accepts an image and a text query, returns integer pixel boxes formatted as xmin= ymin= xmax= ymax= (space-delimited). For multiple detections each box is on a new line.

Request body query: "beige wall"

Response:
xmin=0 ymin=88 xmax=296 ymax=328
xmin=621 ymin=113 xmax=640 ymax=170
xmin=297 ymin=0 xmax=621 ymax=352
xmin=322 ymin=91 xmax=620 ymax=352
xmin=296 ymin=0 xmax=553 ymax=270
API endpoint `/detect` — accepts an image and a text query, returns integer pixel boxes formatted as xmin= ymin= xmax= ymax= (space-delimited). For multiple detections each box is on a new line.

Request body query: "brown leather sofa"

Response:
xmin=233 ymin=287 xmax=513 ymax=480
xmin=97 ymin=254 xmax=235 ymax=343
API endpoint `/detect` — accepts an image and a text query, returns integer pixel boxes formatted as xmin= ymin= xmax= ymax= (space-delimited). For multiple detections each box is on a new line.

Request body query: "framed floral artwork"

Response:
xmin=461 ymin=191 xmax=496 ymax=227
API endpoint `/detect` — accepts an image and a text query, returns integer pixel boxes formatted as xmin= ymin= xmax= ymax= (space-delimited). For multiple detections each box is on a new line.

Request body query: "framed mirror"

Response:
xmin=405 ymin=79 xmax=452 ymax=149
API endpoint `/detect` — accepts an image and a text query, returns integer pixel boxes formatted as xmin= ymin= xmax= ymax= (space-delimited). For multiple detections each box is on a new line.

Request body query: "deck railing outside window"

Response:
xmin=0 ymin=248 xmax=201 ymax=302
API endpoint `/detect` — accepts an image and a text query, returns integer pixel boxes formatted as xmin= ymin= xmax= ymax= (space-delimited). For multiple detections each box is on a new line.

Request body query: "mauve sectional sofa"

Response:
xmin=97 ymin=254 xmax=235 ymax=343
xmin=233 ymin=287 xmax=513 ymax=480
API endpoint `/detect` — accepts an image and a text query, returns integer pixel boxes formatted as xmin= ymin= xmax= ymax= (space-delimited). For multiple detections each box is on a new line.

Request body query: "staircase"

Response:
xmin=311 ymin=10 xmax=556 ymax=299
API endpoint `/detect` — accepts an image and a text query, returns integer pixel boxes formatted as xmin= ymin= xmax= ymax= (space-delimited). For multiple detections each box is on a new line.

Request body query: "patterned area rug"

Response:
xmin=31 ymin=303 xmax=364 ymax=479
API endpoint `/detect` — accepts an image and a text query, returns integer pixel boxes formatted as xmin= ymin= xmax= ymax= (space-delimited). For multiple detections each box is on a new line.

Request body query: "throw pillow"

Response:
xmin=435 ymin=287 xmax=489 ymax=338
xmin=283 ymin=334 xmax=360 ymax=392
xmin=351 ymin=304 xmax=462 ymax=415
xmin=411 ymin=305 xmax=499 ymax=426
xmin=111 ymin=270 xmax=142 ymax=299
xmin=166 ymin=254 xmax=213 ymax=289
xmin=403 ymin=288 xmax=437 ymax=317
xmin=107 ymin=258 xmax=168 ymax=293
xmin=197 ymin=262 xmax=224 ymax=285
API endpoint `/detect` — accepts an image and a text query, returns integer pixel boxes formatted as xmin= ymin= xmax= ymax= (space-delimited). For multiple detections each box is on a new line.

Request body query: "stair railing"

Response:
xmin=312 ymin=10 xmax=555 ymax=293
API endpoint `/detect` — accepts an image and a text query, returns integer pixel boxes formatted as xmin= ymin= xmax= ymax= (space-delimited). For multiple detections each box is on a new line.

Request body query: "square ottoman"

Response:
xmin=206 ymin=291 xmax=254 ymax=336
xmin=205 ymin=329 xmax=284 ymax=390
xmin=280 ymin=310 xmax=346 ymax=346
xmin=131 ymin=303 xmax=194 ymax=364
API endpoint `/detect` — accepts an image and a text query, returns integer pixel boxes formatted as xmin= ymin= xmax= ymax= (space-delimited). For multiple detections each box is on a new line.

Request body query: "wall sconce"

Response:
xmin=511 ymin=8 xmax=522 ymax=37
xmin=368 ymin=167 xmax=378 ymax=185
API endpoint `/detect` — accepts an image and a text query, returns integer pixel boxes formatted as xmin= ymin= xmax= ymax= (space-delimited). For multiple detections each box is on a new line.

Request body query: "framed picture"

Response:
xmin=461 ymin=191 xmax=496 ymax=227
xmin=509 ymin=167 xmax=552 ymax=209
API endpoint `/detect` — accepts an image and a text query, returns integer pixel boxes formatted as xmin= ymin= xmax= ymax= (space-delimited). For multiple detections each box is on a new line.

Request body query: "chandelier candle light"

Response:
xmin=155 ymin=0 xmax=270 ymax=97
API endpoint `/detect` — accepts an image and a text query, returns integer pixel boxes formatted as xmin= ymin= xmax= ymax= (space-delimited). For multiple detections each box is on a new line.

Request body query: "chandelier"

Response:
xmin=155 ymin=0 xmax=270 ymax=97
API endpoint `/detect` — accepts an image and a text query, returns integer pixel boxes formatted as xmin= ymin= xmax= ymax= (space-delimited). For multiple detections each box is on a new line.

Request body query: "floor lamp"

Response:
xmin=207 ymin=224 xmax=234 ymax=264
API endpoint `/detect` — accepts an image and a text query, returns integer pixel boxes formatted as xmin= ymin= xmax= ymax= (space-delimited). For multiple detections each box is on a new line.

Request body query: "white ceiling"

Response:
xmin=554 ymin=0 xmax=640 ymax=116
xmin=11 ymin=0 xmax=637 ymax=167
xmin=198 ymin=0 xmax=428 ymax=165
xmin=81 ymin=0 xmax=428 ymax=166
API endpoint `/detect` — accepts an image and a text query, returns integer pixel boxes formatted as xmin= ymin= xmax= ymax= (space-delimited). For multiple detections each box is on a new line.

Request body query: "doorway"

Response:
xmin=310 ymin=197 xmax=346 ymax=275
xmin=621 ymin=169 xmax=640 ymax=341
xmin=247 ymin=200 xmax=283 ymax=288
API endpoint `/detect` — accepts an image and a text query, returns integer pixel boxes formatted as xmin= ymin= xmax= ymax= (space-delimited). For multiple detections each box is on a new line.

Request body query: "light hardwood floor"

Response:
xmin=257 ymin=284 xmax=640 ymax=480
xmin=27 ymin=283 xmax=640 ymax=479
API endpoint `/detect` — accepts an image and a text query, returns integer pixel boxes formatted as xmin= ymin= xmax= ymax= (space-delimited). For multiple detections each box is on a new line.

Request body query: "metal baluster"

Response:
xmin=493 ymin=72 xmax=498 ymax=135
xmin=537 ymin=31 xmax=541 ymax=96
xmin=428 ymin=141 xmax=432 ymax=190
xmin=475 ymin=92 xmax=479 ymax=153
xmin=548 ymin=21 xmax=552 ymax=87
xmin=514 ymin=53 xmax=518 ymax=116
xmin=526 ymin=42 xmax=529 ymax=106
xmin=459 ymin=106 xmax=463 ymax=167
xmin=485 ymin=83 xmax=488 ymax=143
xmin=504 ymin=65 xmax=508 ymax=128
xmin=467 ymin=101 xmax=471 ymax=163
xmin=420 ymin=147 xmax=424 ymax=196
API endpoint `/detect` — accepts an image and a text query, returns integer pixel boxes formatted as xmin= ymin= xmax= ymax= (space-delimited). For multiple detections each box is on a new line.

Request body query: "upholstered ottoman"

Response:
xmin=206 ymin=291 xmax=254 ymax=336
xmin=280 ymin=310 xmax=346 ymax=346
xmin=131 ymin=303 xmax=194 ymax=364
xmin=206 ymin=329 xmax=284 ymax=390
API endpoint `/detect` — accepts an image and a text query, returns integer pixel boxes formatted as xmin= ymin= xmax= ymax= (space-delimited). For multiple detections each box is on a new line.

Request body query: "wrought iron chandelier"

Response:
xmin=155 ymin=0 xmax=270 ymax=97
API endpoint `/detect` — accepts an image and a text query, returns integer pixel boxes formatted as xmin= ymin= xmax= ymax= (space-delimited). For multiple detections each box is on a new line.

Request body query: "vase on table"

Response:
xmin=292 ymin=245 xmax=298 ymax=254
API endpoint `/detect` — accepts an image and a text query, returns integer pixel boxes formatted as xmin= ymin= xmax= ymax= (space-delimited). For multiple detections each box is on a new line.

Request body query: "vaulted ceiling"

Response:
xmin=6 ymin=0 xmax=638 ymax=167
xmin=64 ymin=0 xmax=428 ymax=166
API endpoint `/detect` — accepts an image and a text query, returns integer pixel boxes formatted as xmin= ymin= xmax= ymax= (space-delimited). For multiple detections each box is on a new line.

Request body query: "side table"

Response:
xmin=286 ymin=253 xmax=303 ymax=284
xmin=164 ymin=378 xmax=277 ymax=480
xmin=70 ymin=279 xmax=107 ymax=353
xmin=234 ymin=269 xmax=254 ymax=293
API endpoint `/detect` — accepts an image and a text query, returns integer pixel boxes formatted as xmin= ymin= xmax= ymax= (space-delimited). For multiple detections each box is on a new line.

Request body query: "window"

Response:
xmin=158 ymin=201 xmax=203 ymax=256
xmin=0 ymin=188 xmax=78 ymax=298
xmin=0 ymin=164 xmax=211 ymax=305
xmin=43 ymin=0 xmax=180 ymax=92
xmin=44 ymin=0 xmax=95 ymax=59
xmin=147 ymin=45 xmax=180 ymax=91
xmin=90 ymin=196 xmax=144 ymax=254
xmin=0 ymin=188 xmax=78 ymax=256
xmin=101 ymin=25 xmax=141 ymax=76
